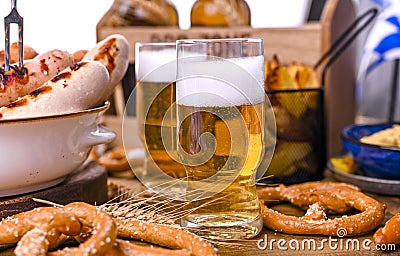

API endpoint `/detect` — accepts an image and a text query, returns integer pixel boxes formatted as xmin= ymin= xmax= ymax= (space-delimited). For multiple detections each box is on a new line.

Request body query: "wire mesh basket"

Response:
xmin=262 ymin=87 xmax=325 ymax=184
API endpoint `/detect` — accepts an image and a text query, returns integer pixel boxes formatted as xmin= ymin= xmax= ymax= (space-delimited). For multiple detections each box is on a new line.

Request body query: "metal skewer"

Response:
xmin=4 ymin=0 xmax=23 ymax=71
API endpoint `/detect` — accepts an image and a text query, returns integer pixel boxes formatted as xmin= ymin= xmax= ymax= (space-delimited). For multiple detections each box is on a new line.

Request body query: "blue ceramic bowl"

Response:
xmin=341 ymin=123 xmax=400 ymax=180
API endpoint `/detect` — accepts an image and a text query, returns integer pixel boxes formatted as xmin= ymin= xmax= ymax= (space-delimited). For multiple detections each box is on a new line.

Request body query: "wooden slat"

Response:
xmin=97 ymin=24 xmax=322 ymax=65
xmin=320 ymin=0 xmax=357 ymax=157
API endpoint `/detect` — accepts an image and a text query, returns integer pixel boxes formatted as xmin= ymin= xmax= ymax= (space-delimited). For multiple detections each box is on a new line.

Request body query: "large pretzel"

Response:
xmin=3 ymin=202 xmax=116 ymax=256
xmin=0 ymin=202 xmax=217 ymax=256
xmin=0 ymin=207 xmax=81 ymax=245
xmin=257 ymin=182 xmax=386 ymax=236
xmin=51 ymin=202 xmax=118 ymax=255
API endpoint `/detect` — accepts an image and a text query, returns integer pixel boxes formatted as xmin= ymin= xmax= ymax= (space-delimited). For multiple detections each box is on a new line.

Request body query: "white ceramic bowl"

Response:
xmin=0 ymin=102 xmax=116 ymax=197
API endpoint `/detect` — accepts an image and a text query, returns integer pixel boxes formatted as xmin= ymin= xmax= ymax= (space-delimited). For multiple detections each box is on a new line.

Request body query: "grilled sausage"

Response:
xmin=0 ymin=60 xmax=109 ymax=120
xmin=72 ymin=50 xmax=88 ymax=63
xmin=83 ymin=34 xmax=129 ymax=102
xmin=0 ymin=49 xmax=74 ymax=107
xmin=0 ymin=42 xmax=38 ymax=66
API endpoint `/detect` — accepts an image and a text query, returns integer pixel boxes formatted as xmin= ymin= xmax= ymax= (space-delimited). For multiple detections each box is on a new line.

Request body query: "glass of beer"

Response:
xmin=135 ymin=42 xmax=186 ymax=193
xmin=176 ymin=38 xmax=265 ymax=240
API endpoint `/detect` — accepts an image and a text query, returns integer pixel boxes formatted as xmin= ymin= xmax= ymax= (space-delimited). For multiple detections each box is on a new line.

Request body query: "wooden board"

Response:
xmin=0 ymin=161 xmax=108 ymax=219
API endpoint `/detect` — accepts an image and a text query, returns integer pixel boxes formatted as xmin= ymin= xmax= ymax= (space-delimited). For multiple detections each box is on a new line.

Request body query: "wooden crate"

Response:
xmin=98 ymin=24 xmax=322 ymax=66
xmin=97 ymin=0 xmax=358 ymax=158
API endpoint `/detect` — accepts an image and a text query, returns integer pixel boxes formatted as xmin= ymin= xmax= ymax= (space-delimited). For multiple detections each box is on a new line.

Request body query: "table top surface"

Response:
xmin=0 ymin=169 xmax=398 ymax=256
xmin=217 ymin=191 xmax=400 ymax=255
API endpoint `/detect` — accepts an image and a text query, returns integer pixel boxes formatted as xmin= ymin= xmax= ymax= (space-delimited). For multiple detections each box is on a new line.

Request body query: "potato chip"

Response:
xmin=264 ymin=55 xmax=320 ymax=90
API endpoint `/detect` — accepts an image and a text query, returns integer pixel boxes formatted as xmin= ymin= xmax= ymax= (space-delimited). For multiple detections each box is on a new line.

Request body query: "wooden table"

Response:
xmin=0 ymin=169 xmax=398 ymax=255
xmin=108 ymin=171 xmax=400 ymax=255
xmin=216 ymin=192 xmax=400 ymax=255
xmin=107 ymin=172 xmax=400 ymax=255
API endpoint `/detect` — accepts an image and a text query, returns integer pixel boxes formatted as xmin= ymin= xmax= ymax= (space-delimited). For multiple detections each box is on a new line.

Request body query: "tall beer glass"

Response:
xmin=176 ymin=39 xmax=265 ymax=240
xmin=135 ymin=42 xmax=185 ymax=190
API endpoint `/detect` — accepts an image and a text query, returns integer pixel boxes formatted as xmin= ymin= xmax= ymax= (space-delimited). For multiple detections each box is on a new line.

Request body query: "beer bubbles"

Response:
xmin=175 ymin=39 xmax=275 ymax=240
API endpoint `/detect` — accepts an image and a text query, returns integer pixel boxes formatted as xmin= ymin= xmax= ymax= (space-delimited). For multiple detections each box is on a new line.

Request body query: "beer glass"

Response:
xmin=135 ymin=42 xmax=186 ymax=191
xmin=176 ymin=38 xmax=265 ymax=240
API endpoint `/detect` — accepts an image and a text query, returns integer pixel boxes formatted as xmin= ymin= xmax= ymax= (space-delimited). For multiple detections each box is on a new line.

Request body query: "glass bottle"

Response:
xmin=103 ymin=0 xmax=179 ymax=27
xmin=191 ymin=0 xmax=250 ymax=26
xmin=166 ymin=0 xmax=179 ymax=26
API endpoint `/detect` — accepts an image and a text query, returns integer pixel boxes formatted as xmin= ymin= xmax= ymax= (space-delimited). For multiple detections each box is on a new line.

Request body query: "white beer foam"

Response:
xmin=137 ymin=49 xmax=176 ymax=82
xmin=177 ymin=56 xmax=264 ymax=107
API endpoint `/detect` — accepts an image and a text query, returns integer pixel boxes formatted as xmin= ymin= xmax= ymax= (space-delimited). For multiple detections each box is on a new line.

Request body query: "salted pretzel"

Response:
xmin=5 ymin=202 xmax=116 ymax=256
xmin=0 ymin=207 xmax=81 ymax=245
xmin=0 ymin=207 xmax=82 ymax=256
xmin=97 ymin=146 xmax=130 ymax=172
xmin=257 ymin=181 xmax=386 ymax=236
xmin=52 ymin=202 xmax=118 ymax=255
xmin=373 ymin=212 xmax=400 ymax=246
xmin=14 ymin=227 xmax=66 ymax=256
xmin=0 ymin=202 xmax=217 ymax=256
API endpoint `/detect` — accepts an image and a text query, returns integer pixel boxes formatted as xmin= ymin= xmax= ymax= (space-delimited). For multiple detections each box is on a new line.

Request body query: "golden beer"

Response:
xmin=135 ymin=43 xmax=186 ymax=191
xmin=178 ymin=102 xmax=264 ymax=240
xmin=136 ymin=80 xmax=186 ymax=180
xmin=176 ymin=38 xmax=266 ymax=239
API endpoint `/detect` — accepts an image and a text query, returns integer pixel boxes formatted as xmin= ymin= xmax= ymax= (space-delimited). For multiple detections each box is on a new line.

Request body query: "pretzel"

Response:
xmin=257 ymin=181 xmax=386 ymax=236
xmin=0 ymin=207 xmax=81 ymax=245
xmin=0 ymin=202 xmax=217 ymax=256
xmin=115 ymin=217 xmax=217 ymax=256
xmin=14 ymin=227 xmax=62 ymax=256
xmin=373 ymin=212 xmax=400 ymax=246
xmin=4 ymin=202 xmax=115 ymax=256
xmin=97 ymin=146 xmax=130 ymax=172
xmin=51 ymin=202 xmax=118 ymax=255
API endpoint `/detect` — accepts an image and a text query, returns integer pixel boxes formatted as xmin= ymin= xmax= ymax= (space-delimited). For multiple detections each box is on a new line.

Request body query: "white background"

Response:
xmin=0 ymin=0 xmax=311 ymax=54
xmin=0 ymin=0 xmax=114 ymax=54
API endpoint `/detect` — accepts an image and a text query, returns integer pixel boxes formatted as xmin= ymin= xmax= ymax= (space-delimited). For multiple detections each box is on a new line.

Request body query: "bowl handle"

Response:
xmin=81 ymin=124 xmax=116 ymax=147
